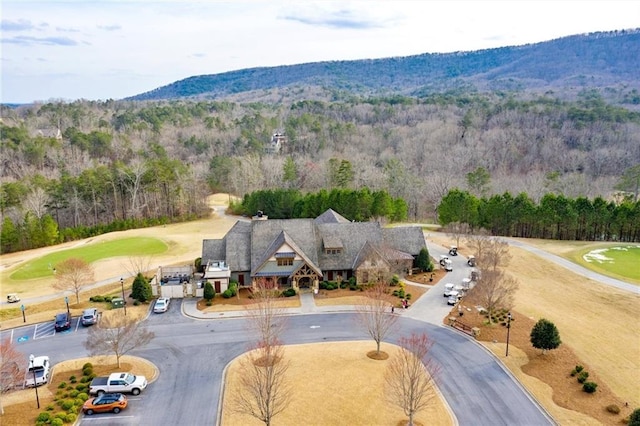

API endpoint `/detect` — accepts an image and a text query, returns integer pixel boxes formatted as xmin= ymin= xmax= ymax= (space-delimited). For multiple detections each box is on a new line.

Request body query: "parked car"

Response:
xmin=89 ymin=372 xmax=148 ymax=396
xmin=54 ymin=312 xmax=71 ymax=331
xmin=153 ymin=297 xmax=170 ymax=313
xmin=82 ymin=392 xmax=128 ymax=415
xmin=24 ymin=355 xmax=50 ymax=387
xmin=6 ymin=293 xmax=20 ymax=303
xmin=81 ymin=308 xmax=99 ymax=326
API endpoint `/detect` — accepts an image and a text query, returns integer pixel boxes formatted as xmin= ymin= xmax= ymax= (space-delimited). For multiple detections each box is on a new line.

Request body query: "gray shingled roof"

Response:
xmin=314 ymin=208 xmax=350 ymax=224
xmin=200 ymin=210 xmax=426 ymax=278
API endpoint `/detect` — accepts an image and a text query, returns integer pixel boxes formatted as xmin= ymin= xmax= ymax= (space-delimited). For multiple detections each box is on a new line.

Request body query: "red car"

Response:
xmin=82 ymin=393 xmax=128 ymax=415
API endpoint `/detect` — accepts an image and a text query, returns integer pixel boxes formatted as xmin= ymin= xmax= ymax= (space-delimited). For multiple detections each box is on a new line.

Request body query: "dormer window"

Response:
xmin=277 ymin=258 xmax=293 ymax=266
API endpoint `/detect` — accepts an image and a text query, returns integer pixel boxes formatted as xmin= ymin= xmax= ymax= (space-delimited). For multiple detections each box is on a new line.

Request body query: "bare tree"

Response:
xmin=54 ymin=257 xmax=95 ymax=304
xmin=385 ymin=333 xmax=440 ymax=426
xmin=234 ymin=278 xmax=292 ymax=425
xmin=464 ymin=228 xmax=492 ymax=263
xmin=442 ymin=221 xmax=471 ymax=248
xmin=0 ymin=338 xmax=24 ymax=415
xmin=84 ymin=315 xmax=154 ymax=368
xmin=245 ymin=278 xmax=287 ymax=347
xmin=233 ymin=342 xmax=291 ymax=426
xmin=356 ymin=281 xmax=399 ymax=356
xmin=465 ymin=269 xmax=519 ymax=323
xmin=123 ymin=255 xmax=153 ymax=277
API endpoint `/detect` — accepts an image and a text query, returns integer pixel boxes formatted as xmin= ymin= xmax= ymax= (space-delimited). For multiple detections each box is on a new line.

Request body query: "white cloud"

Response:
xmin=1 ymin=0 xmax=638 ymax=103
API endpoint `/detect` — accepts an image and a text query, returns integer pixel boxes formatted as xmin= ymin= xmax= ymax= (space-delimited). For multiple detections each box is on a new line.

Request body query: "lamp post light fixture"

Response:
xmin=120 ymin=277 xmax=127 ymax=316
xmin=505 ymin=312 xmax=512 ymax=357
xmin=28 ymin=354 xmax=40 ymax=409
xmin=64 ymin=296 xmax=69 ymax=314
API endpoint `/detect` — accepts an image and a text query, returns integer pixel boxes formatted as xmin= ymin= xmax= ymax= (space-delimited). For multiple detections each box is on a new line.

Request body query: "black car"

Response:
xmin=54 ymin=312 xmax=71 ymax=331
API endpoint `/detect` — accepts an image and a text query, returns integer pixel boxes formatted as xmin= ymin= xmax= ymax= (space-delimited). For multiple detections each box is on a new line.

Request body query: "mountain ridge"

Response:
xmin=127 ymin=29 xmax=640 ymax=102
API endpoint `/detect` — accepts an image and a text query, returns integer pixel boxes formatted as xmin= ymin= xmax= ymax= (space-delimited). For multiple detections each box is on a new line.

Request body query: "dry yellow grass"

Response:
xmin=429 ymin=233 xmax=640 ymax=409
xmin=221 ymin=341 xmax=454 ymax=426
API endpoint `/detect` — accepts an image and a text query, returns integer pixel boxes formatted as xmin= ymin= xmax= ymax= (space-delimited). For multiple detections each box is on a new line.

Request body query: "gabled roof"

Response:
xmin=201 ymin=209 xmax=427 ymax=277
xmin=352 ymin=241 xmax=391 ymax=270
xmin=252 ymin=230 xmax=322 ymax=276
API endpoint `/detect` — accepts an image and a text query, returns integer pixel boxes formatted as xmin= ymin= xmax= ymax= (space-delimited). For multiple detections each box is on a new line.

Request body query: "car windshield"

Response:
xmin=125 ymin=375 xmax=136 ymax=385
xmin=56 ymin=314 xmax=67 ymax=321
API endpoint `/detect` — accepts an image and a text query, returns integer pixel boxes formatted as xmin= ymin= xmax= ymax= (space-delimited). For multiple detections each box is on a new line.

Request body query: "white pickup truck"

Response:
xmin=24 ymin=355 xmax=50 ymax=388
xmin=89 ymin=372 xmax=148 ymax=396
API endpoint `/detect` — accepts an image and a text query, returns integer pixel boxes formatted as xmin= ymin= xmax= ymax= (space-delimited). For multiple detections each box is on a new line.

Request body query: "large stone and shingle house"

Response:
xmin=201 ymin=209 xmax=426 ymax=293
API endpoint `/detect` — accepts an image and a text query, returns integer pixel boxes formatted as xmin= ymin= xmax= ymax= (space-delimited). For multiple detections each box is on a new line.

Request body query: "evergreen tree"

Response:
xmin=0 ymin=217 xmax=19 ymax=253
xmin=203 ymin=281 xmax=215 ymax=301
xmin=415 ymin=248 xmax=433 ymax=272
xmin=131 ymin=273 xmax=152 ymax=302
xmin=628 ymin=408 xmax=640 ymax=426
xmin=530 ymin=318 xmax=562 ymax=354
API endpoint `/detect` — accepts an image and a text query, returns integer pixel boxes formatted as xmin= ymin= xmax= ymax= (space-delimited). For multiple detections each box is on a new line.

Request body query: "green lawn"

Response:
xmin=570 ymin=244 xmax=640 ymax=284
xmin=9 ymin=237 xmax=168 ymax=281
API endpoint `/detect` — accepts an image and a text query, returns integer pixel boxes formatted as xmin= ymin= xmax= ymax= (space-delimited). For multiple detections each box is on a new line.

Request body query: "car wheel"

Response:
xmin=132 ymin=388 xmax=140 ymax=395
xmin=86 ymin=409 xmax=94 ymax=416
xmin=113 ymin=407 xmax=121 ymax=414
xmin=97 ymin=390 xmax=105 ymax=396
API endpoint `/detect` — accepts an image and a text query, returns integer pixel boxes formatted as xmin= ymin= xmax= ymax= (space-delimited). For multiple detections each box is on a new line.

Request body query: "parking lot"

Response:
xmin=0 ymin=315 xmax=82 ymax=344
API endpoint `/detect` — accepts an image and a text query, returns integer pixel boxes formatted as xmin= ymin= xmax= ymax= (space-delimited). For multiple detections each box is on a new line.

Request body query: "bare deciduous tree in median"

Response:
xmin=356 ymin=281 xmax=399 ymax=356
xmin=53 ymin=257 xmax=95 ymax=304
xmin=84 ymin=315 xmax=154 ymax=368
xmin=385 ymin=333 xmax=440 ymax=426
xmin=0 ymin=338 xmax=24 ymax=415
xmin=245 ymin=278 xmax=287 ymax=347
xmin=233 ymin=342 xmax=291 ymax=426
xmin=233 ymin=278 xmax=291 ymax=425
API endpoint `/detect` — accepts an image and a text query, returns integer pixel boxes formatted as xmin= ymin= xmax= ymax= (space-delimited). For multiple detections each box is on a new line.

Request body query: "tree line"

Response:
xmin=438 ymin=189 xmax=640 ymax=241
xmin=234 ymin=187 xmax=408 ymax=222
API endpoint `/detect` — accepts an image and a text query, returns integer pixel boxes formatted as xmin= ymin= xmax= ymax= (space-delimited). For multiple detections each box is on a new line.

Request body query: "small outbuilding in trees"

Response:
xmin=530 ymin=318 xmax=562 ymax=354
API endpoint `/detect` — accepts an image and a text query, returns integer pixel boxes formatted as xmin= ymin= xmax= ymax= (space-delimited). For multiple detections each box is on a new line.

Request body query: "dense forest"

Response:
xmin=2 ymin=89 xmax=639 ymax=253
xmin=2 ymin=30 xmax=640 ymax=253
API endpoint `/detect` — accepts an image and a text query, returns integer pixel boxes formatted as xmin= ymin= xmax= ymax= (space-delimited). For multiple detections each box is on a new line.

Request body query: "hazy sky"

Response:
xmin=2 ymin=0 xmax=638 ymax=104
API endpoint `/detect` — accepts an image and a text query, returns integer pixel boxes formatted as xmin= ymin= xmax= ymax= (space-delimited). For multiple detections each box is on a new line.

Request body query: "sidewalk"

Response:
xmin=181 ymin=281 xmax=445 ymax=325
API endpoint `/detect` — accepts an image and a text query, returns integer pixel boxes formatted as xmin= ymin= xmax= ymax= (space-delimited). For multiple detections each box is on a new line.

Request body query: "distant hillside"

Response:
xmin=128 ymin=29 xmax=640 ymax=102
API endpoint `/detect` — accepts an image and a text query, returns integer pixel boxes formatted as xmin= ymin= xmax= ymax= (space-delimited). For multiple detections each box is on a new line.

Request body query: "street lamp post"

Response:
xmin=120 ymin=278 xmax=127 ymax=316
xmin=505 ymin=312 xmax=512 ymax=357
xmin=64 ymin=296 xmax=69 ymax=314
xmin=29 ymin=354 xmax=40 ymax=408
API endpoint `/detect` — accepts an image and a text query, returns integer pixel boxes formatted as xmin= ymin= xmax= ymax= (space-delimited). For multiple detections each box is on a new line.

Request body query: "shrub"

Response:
xmin=349 ymin=284 xmax=358 ymax=291
xmin=319 ymin=281 xmax=328 ymax=289
xmin=65 ymin=413 xmax=77 ymax=423
xmin=282 ymin=288 xmax=296 ymax=297
xmin=340 ymin=281 xmax=348 ymax=289
xmin=390 ymin=275 xmax=400 ymax=286
xmin=90 ymin=295 xmax=104 ymax=302
xmin=80 ymin=376 xmax=90 ymax=383
xmin=82 ymin=362 xmax=93 ymax=370
xmin=50 ymin=418 xmax=64 ymax=426
xmin=82 ymin=367 xmax=93 ymax=377
xmin=629 ymin=408 xmax=640 ymax=426
xmin=75 ymin=383 xmax=87 ymax=391
xmin=406 ymin=294 xmax=412 ymax=300
xmin=58 ymin=382 xmax=67 ymax=389
xmin=583 ymin=382 xmax=598 ymax=393
xmin=46 ymin=404 xmax=55 ymax=411
xmin=577 ymin=371 xmax=589 ymax=383
xmin=222 ymin=289 xmax=234 ymax=298
xmin=104 ymin=296 xmax=113 ymax=303
xmin=69 ymin=390 xmax=79 ymax=397
xmin=60 ymin=399 xmax=75 ymax=410
xmin=36 ymin=412 xmax=51 ymax=422
xmin=570 ymin=365 xmax=584 ymax=376
xmin=76 ymin=392 xmax=89 ymax=401
xmin=605 ymin=404 xmax=621 ymax=414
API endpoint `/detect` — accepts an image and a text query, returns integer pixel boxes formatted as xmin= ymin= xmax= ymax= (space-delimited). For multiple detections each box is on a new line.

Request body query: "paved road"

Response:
xmin=12 ymin=297 xmax=555 ymax=426
xmin=504 ymin=238 xmax=638 ymax=294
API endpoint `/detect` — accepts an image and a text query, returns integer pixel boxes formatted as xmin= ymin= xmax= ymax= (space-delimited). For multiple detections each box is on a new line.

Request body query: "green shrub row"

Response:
xmin=34 ymin=362 xmax=94 ymax=424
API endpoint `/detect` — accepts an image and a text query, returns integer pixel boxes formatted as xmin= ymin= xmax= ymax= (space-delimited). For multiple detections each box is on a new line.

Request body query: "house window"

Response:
xmin=277 ymin=258 xmax=293 ymax=266
xmin=325 ymin=248 xmax=342 ymax=255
